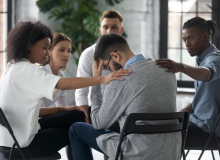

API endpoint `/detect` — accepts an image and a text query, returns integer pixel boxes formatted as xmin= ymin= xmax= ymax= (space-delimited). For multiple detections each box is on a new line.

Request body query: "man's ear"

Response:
xmin=99 ymin=27 xmax=102 ymax=35
xmin=111 ymin=51 xmax=120 ymax=62
xmin=120 ymin=27 xmax=125 ymax=35
xmin=28 ymin=43 xmax=32 ymax=51
xmin=203 ymin=32 xmax=210 ymax=42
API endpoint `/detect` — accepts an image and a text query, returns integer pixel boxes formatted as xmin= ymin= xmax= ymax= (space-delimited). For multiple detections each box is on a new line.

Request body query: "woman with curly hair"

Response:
xmin=0 ymin=20 xmax=130 ymax=159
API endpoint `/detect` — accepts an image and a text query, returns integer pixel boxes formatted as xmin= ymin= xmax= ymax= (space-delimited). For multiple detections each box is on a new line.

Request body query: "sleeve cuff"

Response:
xmin=206 ymin=67 xmax=214 ymax=81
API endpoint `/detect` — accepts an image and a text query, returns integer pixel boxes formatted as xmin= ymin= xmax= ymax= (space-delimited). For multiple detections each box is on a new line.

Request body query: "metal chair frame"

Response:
xmin=114 ymin=111 xmax=190 ymax=160
xmin=185 ymin=114 xmax=220 ymax=160
xmin=0 ymin=108 xmax=61 ymax=160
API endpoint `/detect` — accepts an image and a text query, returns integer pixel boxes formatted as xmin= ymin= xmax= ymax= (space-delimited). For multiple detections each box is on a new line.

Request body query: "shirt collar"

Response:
xmin=124 ymin=54 xmax=146 ymax=69
xmin=45 ymin=63 xmax=63 ymax=77
xmin=45 ymin=63 xmax=53 ymax=73
xmin=196 ymin=44 xmax=218 ymax=65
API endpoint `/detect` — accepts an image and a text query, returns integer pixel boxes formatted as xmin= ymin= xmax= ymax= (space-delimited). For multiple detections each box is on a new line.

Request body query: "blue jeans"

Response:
xmin=69 ymin=122 xmax=114 ymax=160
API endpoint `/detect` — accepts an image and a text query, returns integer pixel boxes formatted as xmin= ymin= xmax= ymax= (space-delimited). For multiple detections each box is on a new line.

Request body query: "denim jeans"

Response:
xmin=69 ymin=122 xmax=114 ymax=160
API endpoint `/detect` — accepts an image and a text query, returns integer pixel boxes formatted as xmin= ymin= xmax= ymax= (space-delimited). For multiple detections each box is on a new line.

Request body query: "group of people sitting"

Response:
xmin=0 ymin=10 xmax=220 ymax=160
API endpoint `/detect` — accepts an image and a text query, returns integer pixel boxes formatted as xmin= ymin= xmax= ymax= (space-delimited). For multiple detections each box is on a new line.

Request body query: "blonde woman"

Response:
xmin=38 ymin=33 xmax=82 ymax=160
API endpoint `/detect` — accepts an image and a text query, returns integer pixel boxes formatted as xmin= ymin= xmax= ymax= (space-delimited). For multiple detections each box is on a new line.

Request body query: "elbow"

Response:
xmin=203 ymin=73 xmax=212 ymax=82
xmin=203 ymin=68 xmax=213 ymax=82
xmin=92 ymin=119 xmax=105 ymax=130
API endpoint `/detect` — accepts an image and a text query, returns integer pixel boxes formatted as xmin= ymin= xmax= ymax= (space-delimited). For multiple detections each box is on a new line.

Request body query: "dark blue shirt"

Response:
xmin=190 ymin=44 xmax=220 ymax=136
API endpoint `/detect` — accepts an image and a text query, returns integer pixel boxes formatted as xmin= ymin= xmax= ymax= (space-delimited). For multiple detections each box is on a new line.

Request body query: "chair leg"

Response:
xmin=215 ymin=135 xmax=220 ymax=157
xmin=211 ymin=150 xmax=215 ymax=160
xmin=9 ymin=143 xmax=16 ymax=160
xmin=182 ymin=148 xmax=186 ymax=160
xmin=11 ymin=134 xmax=26 ymax=160
xmin=185 ymin=150 xmax=190 ymax=157
xmin=115 ymin=135 xmax=125 ymax=160
xmin=104 ymin=155 xmax=108 ymax=160
xmin=198 ymin=135 xmax=214 ymax=160
xmin=198 ymin=150 xmax=205 ymax=160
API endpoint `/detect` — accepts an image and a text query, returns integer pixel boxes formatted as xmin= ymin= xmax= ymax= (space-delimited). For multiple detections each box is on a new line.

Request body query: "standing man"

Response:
xmin=75 ymin=10 xmax=124 ymax=124
xmin=155 ymin=17 xmax=220 ymax=148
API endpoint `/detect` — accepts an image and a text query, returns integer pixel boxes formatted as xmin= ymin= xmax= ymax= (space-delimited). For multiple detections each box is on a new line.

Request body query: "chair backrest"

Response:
xmin=0 ymin=108 xmax=14 ymax=135
xmin=122 ymin=111 xmax=190 ymax=136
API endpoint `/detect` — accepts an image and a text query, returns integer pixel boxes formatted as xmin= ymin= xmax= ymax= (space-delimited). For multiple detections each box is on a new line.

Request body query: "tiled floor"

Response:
xmin=59 ymin=148 xmax=220 ymax=160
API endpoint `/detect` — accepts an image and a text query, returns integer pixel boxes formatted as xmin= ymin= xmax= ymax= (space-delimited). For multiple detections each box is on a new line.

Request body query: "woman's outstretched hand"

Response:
xmin=101 ymin=68 xmax=131 ymax=84
xmin=93 ymin=60 xmax=131 ymax=84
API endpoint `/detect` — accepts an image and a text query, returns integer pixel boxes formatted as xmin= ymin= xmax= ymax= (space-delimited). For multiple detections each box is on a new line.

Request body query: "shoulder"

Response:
xmin=80 ymin=44 xmax=96 ymax=60
xmin=38 ymin=65 xmax=46 ymax=71
xmin=17 ymin=60 xmax=40 ymax=71
xmin=78 ymin=44 xmax=96 ymax=69
xmin=82 ymin=43 xmax=96 ymax=54
xmin=204 ymin=52 xmax=220 ymax=64
xmin=127 ymin=59 xmax=176 ymax=82
xmin=8 ymin=60 xmax=48 ymax=80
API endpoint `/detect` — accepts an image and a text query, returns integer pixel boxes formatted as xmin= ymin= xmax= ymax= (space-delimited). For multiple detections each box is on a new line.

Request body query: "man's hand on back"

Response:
xmin=93 ymin=61 xmax=103 ymax=77
xmin=155 ymin=59 xmax=186 ymax=73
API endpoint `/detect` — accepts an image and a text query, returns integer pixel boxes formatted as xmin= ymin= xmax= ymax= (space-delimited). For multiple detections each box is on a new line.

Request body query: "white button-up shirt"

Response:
xmin=75 ymin=44 xmax=110 ymax=106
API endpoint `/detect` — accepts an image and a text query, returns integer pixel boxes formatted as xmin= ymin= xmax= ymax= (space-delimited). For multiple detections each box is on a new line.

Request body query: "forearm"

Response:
xmin=182 ymin=64 xmax=212 ymax=82
xmin=180 ymin=103 xmax=192 ymax=113
xmin=56 ymin=77 xmax=103 ymax=90
xmin=39 ymin=107 xmax=62 ymax=117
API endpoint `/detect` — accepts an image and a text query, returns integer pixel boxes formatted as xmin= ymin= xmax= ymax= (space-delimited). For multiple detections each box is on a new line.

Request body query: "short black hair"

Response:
xmin=6 ymin=19 xmax=53 ymax=63
xmin=183 ymin=17 xmax=220 ymax=42
xmin=94 ymin=33 xmax=129 ymax=61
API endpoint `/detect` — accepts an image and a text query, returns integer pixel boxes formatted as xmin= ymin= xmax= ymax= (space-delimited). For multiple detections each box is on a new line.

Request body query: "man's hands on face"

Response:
xmin=93 ymin=60 xmax=103 ymax=77
xmin=155 ymin=59 xmax=186 ymax=73
xmin=93 ymin=60 xmax=131 ymax=84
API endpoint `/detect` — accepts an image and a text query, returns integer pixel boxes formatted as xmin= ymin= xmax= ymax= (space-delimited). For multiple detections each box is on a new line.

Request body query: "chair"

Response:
xmin=0 ymin=108 xmax=61 ymax=160
xmin=185 ymin=114 xmax=220 ymax=160
xmin=115 ymin=111 xmax=190 ymax=160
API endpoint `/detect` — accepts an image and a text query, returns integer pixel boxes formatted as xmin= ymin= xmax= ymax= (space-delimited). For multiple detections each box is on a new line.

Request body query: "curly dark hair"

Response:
xmin=6 ymin=19 xmax=53 ymax=63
